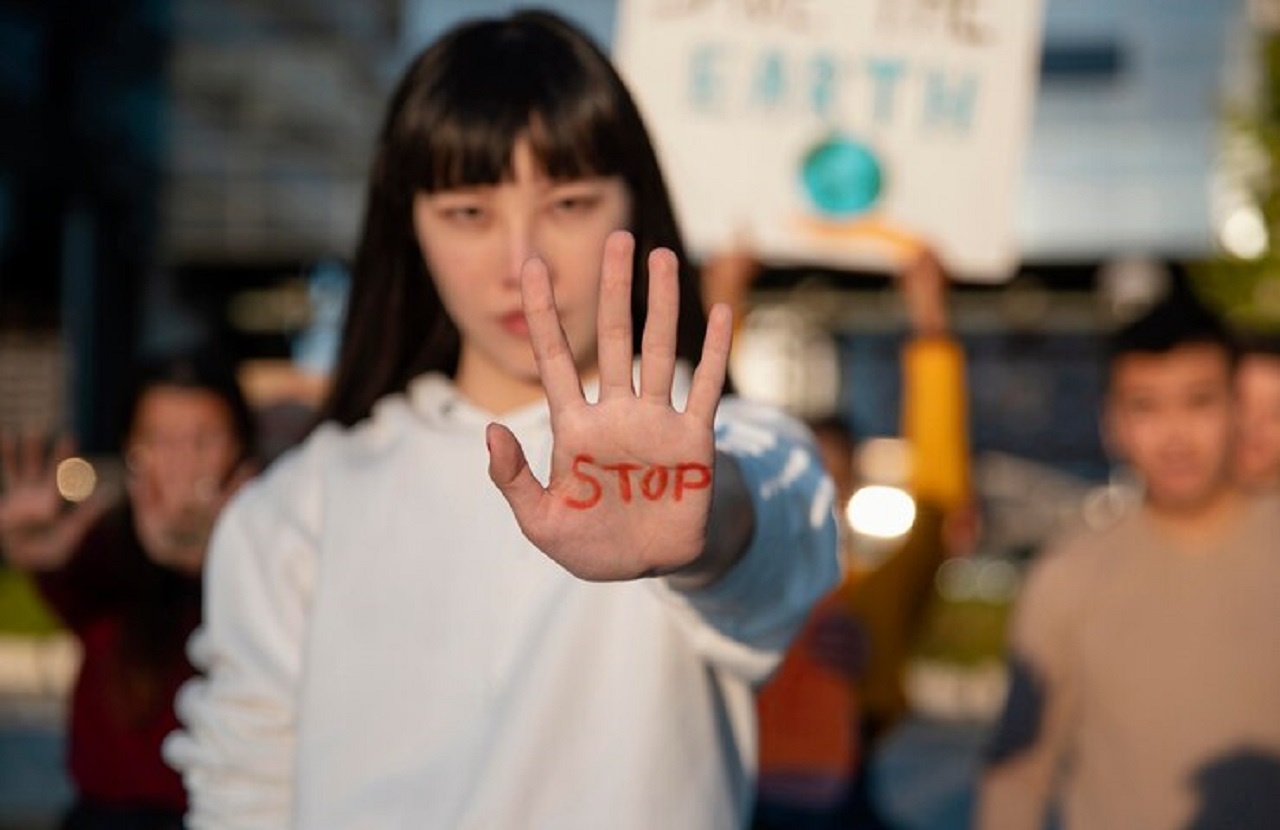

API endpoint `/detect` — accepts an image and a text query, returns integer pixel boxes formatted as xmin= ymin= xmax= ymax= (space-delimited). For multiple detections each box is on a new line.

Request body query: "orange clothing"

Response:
xmin=754 ymin=591 xmax=858 ymax=807
xmin=900 ymin=337 xmax=970 ymax=511
xmin=844 ymin=336 xmax=969 ymax=729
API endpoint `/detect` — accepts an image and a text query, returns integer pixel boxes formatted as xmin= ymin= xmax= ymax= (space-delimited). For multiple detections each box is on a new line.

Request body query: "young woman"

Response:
xmin=164 ymin=11 xmax=839 ymax=828
xmin=0 ymin=353 xmax=255 ymax=829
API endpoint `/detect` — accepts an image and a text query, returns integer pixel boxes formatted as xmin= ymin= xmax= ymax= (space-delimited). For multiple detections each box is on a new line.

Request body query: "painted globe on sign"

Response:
xmin=800 ymin=135 xmax=884 ymax=218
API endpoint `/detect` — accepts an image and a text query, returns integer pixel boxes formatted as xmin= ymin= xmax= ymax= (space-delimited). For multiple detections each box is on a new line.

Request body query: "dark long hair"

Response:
xmin=321 ymin=9 xmax=711 ymax=427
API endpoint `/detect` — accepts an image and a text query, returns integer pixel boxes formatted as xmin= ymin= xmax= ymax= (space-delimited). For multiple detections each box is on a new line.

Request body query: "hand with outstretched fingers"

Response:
xmin=487 ymin=230 xmax=734 ymax=582
xmin=129 ymin=458 xmax=255 ymax=575
xmin=0 ymin=432 xmax=112 ymax=571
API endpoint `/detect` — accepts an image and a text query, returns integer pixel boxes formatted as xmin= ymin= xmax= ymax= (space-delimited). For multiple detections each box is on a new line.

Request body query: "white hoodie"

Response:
xmin=164 ymin=371 xmax=839 ymax=829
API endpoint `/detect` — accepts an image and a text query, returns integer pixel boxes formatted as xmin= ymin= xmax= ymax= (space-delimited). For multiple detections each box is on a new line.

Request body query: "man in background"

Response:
xmin=978 ymin=285 xmax=1280 ymax=829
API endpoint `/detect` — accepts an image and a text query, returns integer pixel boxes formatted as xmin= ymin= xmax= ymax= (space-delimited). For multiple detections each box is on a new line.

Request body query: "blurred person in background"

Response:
xmin=1233 ymin=333 xmax=1280 ymax=491
xmin=978 ymin=285 xmax=1280 ymax=829
xmin=0 ymin=352 xmax=256 ymax=830
xmin=705 ymin=246 xmax=973 ymax=828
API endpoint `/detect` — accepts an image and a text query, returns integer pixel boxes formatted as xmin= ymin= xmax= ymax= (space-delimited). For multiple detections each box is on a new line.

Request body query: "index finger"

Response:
xmin=684 ymin=302 xmax=733 ymax=425
xmin=521 ymin=257 xmax=585 ymax=412
xmin=21 ymin=431 xmax=50 ymax=484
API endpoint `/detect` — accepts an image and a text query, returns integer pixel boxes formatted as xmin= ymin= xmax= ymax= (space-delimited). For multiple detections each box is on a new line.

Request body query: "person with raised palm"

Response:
xmin=164 ymin=11 xmax=839 ymax=830
xmin=0 ymin=355 xmax=256 ymax=830
xmin=488 ymin=233 xmax=740 ymax=583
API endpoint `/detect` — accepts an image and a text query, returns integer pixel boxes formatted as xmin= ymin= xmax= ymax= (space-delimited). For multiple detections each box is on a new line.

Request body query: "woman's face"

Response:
xmin=413 ymin=137 xmax=631 ymax=413
xmin=127 ymin=386 xmax=241 ymax=510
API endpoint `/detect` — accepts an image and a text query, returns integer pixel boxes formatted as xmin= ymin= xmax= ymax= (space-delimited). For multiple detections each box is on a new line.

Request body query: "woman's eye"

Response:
xmin=441 ymin=204 xmax=486 ymax=223
xmin=550 ymin=192 xmax=601 ymax=215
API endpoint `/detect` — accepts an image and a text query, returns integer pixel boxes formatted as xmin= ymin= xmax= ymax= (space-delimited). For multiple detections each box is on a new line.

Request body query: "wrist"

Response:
xmin=0 ymin=524 xmax=73 ymax=571
xmin=664 ymin=451 xmax=754 ymax=591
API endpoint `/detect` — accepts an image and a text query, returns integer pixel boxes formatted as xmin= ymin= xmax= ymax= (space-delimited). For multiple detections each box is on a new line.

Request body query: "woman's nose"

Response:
xmin=504 ymin=218 xmax=541 ymax=288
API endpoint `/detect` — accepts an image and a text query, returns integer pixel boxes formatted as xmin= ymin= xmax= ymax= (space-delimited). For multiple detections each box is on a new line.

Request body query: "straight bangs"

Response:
xmin=324 ymin=10 xmax=720 ymax=428
xmin=395 ymin=19 xmax=627 ymax=195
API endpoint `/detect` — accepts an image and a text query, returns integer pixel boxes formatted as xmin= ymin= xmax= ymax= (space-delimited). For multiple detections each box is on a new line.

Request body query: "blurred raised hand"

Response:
xmin=0 ymin=432 xmax=112 ymax=570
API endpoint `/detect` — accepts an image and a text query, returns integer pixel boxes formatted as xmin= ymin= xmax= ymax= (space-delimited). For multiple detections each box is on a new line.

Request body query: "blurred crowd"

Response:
xmin=6 ymin=241 xmax=1280 ymax=830
xmin=2 ymin=4 xmax=1280 ymax=830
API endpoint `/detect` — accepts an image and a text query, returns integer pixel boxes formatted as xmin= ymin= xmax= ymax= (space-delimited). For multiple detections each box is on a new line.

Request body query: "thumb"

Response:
xmin=486 ymin=423 xmax=544 ymax=524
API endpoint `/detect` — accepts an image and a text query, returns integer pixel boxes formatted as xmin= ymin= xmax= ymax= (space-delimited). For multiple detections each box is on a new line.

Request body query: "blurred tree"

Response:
xmin=1197 ymin=19 xmax=1280 ymax=330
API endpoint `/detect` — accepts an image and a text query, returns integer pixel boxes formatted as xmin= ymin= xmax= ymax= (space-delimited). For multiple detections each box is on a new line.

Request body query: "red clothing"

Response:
xmin=755 ymin=591 xmax=858 ymax=807
xmin=35 ymin=505 xmax=199 ymax=812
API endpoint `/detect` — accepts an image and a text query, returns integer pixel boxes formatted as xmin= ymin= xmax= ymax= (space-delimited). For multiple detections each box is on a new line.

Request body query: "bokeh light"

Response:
xmin=55 ymin=457 xmax=96 ymax=503
xmin=847 ymin=485 xmax=917 ymax=540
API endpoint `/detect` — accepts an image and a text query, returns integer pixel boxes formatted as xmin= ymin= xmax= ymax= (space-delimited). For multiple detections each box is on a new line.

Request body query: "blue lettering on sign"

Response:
xmin=689 ymin=45 xmax=726 ymax=113
xmin=922 ymin=70 xmax=978 ymax=130
xmin=809 ymin=54 xmax=837 ymax=118
xmin=685 ymin=45 xmax=979 ymax=136
xmin=751 ymin=51 xmax=787 ymax=109
xmin=866 ymin=59 xmax=907 ymax=126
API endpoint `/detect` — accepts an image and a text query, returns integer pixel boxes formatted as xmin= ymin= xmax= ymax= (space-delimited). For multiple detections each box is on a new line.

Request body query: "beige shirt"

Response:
xmin=978 ymin=493 xmax=1280 ymax=830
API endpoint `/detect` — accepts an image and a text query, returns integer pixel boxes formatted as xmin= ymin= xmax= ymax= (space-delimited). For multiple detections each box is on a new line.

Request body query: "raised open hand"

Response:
xmin=487 ymin=230 xmax=733 ymax=581
xmin=0 ymin=432 xmax=111 ymax=570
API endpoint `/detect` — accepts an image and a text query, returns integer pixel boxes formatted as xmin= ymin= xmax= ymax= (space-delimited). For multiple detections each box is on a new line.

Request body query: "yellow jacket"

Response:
xmin=843 ymin=335 xmax=970 ymax=731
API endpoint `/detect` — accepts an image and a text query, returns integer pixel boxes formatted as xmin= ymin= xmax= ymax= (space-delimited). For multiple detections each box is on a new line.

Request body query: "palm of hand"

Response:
xmin=0 ymin=473 xmax=62 ymax=531
xmin=534 ymin=398 xmax=715 ymax=580
xmin=0 ymin=435 xmax=106 ymax=569
xmin=487 ymin=231 xmax=732 ymax=582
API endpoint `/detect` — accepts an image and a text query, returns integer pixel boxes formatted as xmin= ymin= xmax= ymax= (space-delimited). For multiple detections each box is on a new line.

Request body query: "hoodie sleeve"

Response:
xmin=162 ymin=437 xmax=325 ymax=829
xmin=651 ymin=397 xmax=841 ymax=685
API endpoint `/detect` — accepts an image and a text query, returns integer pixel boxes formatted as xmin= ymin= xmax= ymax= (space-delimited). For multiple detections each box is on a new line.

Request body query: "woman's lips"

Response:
xmin=500 ymin=311 xmax=530 ymax=337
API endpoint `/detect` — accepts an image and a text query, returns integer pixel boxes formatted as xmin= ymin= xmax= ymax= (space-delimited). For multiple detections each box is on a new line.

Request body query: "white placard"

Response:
xmin=615 ymin=0 xmax=1046 ymax=281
